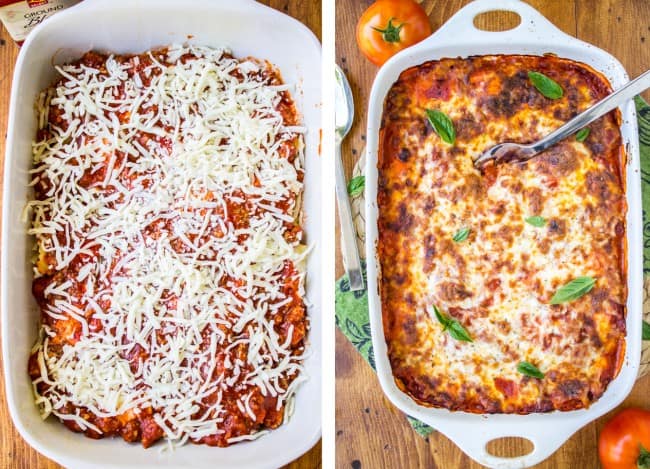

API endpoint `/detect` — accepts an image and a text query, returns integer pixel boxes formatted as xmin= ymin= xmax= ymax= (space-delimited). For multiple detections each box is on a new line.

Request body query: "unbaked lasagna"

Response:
xmin=27 ymin=45 xmax=309 ymax=446
xmin=378 ymin=55 xmax=626 ymax=413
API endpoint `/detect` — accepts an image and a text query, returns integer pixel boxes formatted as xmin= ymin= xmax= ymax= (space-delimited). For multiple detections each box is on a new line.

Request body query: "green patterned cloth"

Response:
xmin=335 ymin=96 xmax=650 ymax=439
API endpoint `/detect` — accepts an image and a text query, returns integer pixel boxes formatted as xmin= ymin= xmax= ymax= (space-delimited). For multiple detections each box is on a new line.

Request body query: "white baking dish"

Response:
xmin=1 ymin=0 xmax=322 ymax=468
xmin=364 ymin=1 xmax=642 ymax=467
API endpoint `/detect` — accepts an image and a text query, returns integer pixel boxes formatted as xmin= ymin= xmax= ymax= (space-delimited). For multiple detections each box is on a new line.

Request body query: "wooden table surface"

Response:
xmin=0 ymin=1 xmax=321 ymax=468
xmin=335 ymin=1 xmax=650 ymax=468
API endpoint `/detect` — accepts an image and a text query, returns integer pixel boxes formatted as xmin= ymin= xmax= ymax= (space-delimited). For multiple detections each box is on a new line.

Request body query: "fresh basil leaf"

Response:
xmin=347 ymin=175 xmax=365 ymax=197
xmin=432 ymin=304 xmax=449 ymax=329
xmin=447 ymin=321 xmax=474 ymax=342
xmin=425 ymin=109 xmax=456 ymax=144
xmin=517 ymin=361 xmax=545 ymax=379
xmin=643 ymin=320 xmax=650 ymax=340
xmin=528 ymin=71 xmax=563 ymax=99
xmin=575 ymin=128 xmax=590 ymax=142
xmin=431 ymin=305 xmax=473 ymax=342
xmin=452 ymin=227 xmax=471 ymax=243
xmin=525 ymin=216 xmax=546 ymax=227
xmin=550 ymin=276 xmax=596 ymax=304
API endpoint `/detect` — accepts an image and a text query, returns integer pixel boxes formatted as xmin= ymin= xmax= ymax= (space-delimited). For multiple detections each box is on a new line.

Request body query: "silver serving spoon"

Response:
xmin=335 ymin=65 xmax=364 ymax=291
xmin=474 ymin=69 xmax=650 ymax=169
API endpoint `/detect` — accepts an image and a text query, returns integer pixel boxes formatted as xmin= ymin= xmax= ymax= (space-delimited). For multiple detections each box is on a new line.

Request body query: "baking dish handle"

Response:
xmin=441 ymin=421 xmax=580 ymax=468
xmin=421 ymin=0 xmax=568 ymax=46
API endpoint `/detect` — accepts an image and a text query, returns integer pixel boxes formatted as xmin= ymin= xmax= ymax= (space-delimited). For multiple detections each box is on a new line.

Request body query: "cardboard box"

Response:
xmin=0 ymin=0 xmax=80 ymax=44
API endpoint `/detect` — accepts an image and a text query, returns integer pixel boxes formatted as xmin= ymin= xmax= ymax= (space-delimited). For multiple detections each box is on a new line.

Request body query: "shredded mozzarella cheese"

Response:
xmin=28 ymin=44 xmax=308 ymax=446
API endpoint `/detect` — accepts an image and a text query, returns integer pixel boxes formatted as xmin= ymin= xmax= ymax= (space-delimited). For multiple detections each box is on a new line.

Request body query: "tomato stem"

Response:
xmin=372 ymin=18 xmax=404 ymax=43
xmin=639 ymin=445 xmax=650 ymax=469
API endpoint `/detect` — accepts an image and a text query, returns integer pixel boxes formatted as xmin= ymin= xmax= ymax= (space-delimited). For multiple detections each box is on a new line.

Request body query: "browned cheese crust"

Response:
xmin=378 ymin=55 xmax=626 ymax=414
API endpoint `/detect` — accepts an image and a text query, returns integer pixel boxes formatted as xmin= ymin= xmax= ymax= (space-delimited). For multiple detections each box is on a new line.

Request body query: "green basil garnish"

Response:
xmin=575 ymin=128 xmax=590 ymax=142
xmin=643 ymin=320 xmax=650 ymax=340
xmin=347 ymin=175 xmax=365 ymax=197
xmin=517 ymin=361 xmax=545 ymax=379
xmin=432 ymin=305 xmax=473 ymax=342
xmin=425 ymin=109 xmax=456 ymax=145
xmin=525 ymin=216 xmax=546 ymax=227
xmin=550 ymin=276 xmax=596 ymax=304
xmin=452 ymin=227 xmax=471 ymax=243
xmin=528 ymin=71 xmax=563 ymax=99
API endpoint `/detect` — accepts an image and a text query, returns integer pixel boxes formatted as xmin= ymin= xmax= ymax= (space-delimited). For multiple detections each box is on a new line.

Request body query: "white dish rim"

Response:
xmin=364 ymin=1 xmax=643 ymax=468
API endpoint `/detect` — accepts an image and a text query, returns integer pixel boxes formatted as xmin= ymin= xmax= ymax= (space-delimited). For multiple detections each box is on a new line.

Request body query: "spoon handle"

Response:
xmin=531 ymin=69 xmax=650 ymax=154
xmin=335 ymin=142 xmax=364 ymax=291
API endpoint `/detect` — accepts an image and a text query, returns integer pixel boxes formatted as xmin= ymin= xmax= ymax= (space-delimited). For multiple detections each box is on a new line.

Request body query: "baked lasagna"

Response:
xmin=378 ymin=55 xmax=626 ymax=413
xmin=27 ymin=45 xmax=309 ymax=446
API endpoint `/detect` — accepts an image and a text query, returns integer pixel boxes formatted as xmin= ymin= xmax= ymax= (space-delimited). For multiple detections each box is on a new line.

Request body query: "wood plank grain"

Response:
xmin=335 ymin=1 xmax=650 ymax=468
xmin=576 ymin=0 xmax=650 ymax=101
xmin=0 ymin=1 xmax=320 ymax=467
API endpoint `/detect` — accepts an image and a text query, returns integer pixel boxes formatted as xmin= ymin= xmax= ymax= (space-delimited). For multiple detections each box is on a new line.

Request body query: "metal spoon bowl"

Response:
xmin=336 ymin=66 xmax=354 ymax=140
xmin=475 ymin=68 xmax=650 ymax=169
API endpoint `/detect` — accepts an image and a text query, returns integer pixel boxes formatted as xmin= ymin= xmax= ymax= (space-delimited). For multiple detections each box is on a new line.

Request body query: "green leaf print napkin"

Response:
xmin=335 ymin=96 xmax=650 ymax=439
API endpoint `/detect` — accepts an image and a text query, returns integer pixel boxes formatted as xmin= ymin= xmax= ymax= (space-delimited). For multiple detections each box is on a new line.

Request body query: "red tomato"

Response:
xmin=599 ymin=408 xmax=650 ymax=469
xmin=356 ymin=0 xmax=432 ymax=66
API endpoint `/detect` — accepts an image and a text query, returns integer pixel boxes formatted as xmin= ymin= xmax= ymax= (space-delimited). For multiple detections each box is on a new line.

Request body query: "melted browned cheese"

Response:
xmin=377 ymin=55 xmax=626 ymax=413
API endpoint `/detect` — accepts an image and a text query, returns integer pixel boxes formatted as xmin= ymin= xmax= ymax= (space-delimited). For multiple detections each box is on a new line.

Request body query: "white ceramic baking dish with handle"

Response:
xmin=364 ymin=1 xmax=643 ymax=467
xmin=1 ymin=0 xmax=322 ymax=468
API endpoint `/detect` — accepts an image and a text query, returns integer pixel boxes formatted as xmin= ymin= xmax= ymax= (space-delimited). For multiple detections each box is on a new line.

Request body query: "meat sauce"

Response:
xmin=28 ymin=48 xmax=307 ymax=447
